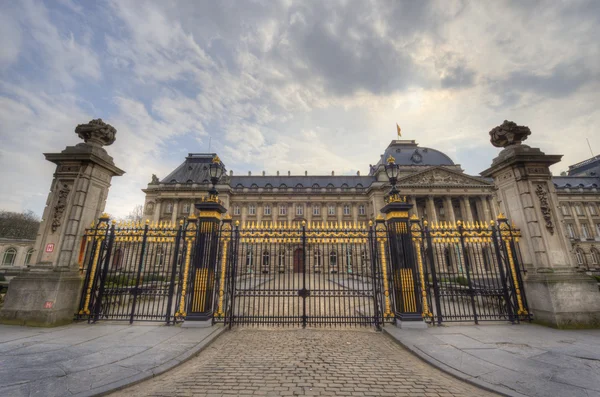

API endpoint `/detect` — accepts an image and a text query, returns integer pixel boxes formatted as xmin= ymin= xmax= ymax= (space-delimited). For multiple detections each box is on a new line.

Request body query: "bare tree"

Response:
xmin=125 ymin=205 xmax=144 ymax=222
xmin=0 ymin=210 xmax=41 ymax=240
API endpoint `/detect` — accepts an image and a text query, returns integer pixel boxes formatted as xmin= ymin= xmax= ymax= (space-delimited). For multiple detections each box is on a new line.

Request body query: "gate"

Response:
xmin=77 ymin=212 xmax=530 ymax=326
xmin=217 ymin=221 xmax=389 ymax=328
xmin=418 ymin=215 xmax=531 ymax=324
xmin=77 ymin=216 xmax=186 ymax=323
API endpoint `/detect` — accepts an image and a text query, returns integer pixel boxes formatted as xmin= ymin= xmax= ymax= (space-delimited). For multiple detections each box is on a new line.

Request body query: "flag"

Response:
xmin=396 ymin=123 xmax=402 ymax=138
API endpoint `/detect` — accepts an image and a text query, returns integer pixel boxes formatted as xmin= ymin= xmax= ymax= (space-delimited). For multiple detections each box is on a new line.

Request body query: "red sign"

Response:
xmin=44 ymin=301 xmax=54 ymax=309
xmin=45 ymin=243 xmax=55 ymax=253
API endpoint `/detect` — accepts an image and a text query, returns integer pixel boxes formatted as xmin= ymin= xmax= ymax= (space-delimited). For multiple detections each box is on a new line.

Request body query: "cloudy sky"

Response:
xmin=1 ymin=0 xmax=599 ymax=218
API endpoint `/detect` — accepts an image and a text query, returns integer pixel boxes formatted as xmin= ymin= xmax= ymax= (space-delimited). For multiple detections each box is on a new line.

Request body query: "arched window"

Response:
xmin=24 ymin=248 xmax=34 ymax=265
xmin=251 ymin=184 xmax=259 ymax=189
xmin=356 ymin=184 xmax=363 ymax=192
xmin=326 ymin=183 xmax=335 ymax=192
xmin=265 ymin=184 xmax=273 ymax=191
xmin=341 ymin=183 xmax=349 ymax=192
xmin=329 ymin=250 xmax=338 ymax=273
xmin=2 ymin=248 xmax=17 ymax=266
xmin=575 ymin=248 xmax=586 ymax=267
xmin=278 ymin=249 xmax=286 ymax=273
xmin=590 ymin=248 xmax=599 ymax=265
xmin=314 ymin=249 xmax=322 ymax=273
xmin=279 ymin=184 xmax=287 ymax=189
xmin=295 ymin=183 xmax=304 ymax=192
xmin=262 ymin=250 xmax=270 ymax=273
xmin=312 ymin=183 xmax=320 ymax=189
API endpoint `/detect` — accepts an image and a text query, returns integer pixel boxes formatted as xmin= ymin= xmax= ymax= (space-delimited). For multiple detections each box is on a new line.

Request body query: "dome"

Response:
xmin=377 ymin=140 xmax=455 ymax=167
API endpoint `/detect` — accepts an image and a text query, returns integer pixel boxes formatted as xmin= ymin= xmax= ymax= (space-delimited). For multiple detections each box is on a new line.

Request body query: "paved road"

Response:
xmin=112 ymin=328 xmax=496 ymax=397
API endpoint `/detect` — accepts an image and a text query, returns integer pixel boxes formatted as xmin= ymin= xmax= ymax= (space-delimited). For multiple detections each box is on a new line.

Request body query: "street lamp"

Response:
xmin=208 ymin=155 xmax=225 ymax=199
xmin=384 ymin=155 xmax=402 ymax=203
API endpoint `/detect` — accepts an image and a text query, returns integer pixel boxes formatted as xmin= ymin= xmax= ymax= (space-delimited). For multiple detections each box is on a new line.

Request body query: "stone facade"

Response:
xmin=143 ymin=139 xmax=600 ymax=272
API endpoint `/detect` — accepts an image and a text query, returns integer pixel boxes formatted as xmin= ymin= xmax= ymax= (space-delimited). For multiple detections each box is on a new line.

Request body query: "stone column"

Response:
xmin=570 ymin=203 xmax=583 ymax=239
xmin=426 ymin=196 xmax=438 ymax=224
xmin=488 ymin=195 xmax=499 ymax=219
xmin=584 ymin=203 xmax=596 ymax=238
xmin=481 ymin=120 xmax=600 ymax=328
xmin=409 ymin=196 xmax=419 ymax=218
xmin=0 ymin=119 xmax=125 ymax=326
xmin=171 ymin=200 xmax=179 ymax=224
xmin=462 ymin=197 xmax=474 ymax=223
xmin=481 ymin=196 xmax=492 ymax=222
xmin=444 ymin=196 xmax=455 ymax=223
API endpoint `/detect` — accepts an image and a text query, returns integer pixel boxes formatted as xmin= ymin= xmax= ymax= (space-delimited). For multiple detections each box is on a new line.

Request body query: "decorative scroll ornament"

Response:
xmin=535 ymin=184 xmax=554 ymax=235
xmin=75 ymin=119 xmax=116 ymax=147
xmin=51 ymin=183 xmax=71 ymax=232
xmin=489 ymin=120 xmax=531 ymax=148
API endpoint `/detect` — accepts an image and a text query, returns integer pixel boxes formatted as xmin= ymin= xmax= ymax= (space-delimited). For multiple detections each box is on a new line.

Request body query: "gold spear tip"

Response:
xmin=386 ymin=154 xmax=396 ymax=164
xmin=212 ymin=154 xmax=221 ymax=164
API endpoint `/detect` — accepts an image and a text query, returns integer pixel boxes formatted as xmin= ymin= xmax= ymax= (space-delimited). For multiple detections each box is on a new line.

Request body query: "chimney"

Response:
xmin=288 ymin=171 xmax=291 ymax=176
xmin=248 ymin=171 xmax=251 ymax=176
xmin=305 ymin=171 xmax=308 ymax=176
xmin=332 ymin=171 xmax=335 ymax=176
xmin=277 ymin=171 xmax=280 ymax=176
xmin=262 ymin=171 xmax=265 ymax=176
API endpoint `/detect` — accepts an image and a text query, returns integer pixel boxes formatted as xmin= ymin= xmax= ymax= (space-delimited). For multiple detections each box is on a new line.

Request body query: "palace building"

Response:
xmin=141 ymin=139 xmax=600 ymax=270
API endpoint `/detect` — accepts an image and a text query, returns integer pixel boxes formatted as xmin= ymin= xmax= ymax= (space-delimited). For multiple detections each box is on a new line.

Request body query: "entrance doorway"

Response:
xmin=293 ymin=248 xmax=304 ymax=273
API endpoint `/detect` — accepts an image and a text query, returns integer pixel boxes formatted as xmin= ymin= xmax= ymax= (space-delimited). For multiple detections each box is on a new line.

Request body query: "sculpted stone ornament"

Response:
xmin=489 ymin=120 xmax=531 ymax=148
xmin=75 ymin=119 xmax=116 ymax=147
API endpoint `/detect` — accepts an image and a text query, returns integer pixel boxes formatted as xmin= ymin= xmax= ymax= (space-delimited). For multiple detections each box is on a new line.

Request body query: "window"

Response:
xmin=326 ymin=184 xmax=335 ymax=192
xmin=596 ymin=223 xmax=600 ymax=238
xmin=296 ymin=205 xmax=304 ymax=216
xmin=2 ymin=248 xmax=17 ymax=266
xmin=251 ymin=184 xmax=258 ymax=189
xmin=278 ymin=250 xmax=286 ymax=273
xmin=341 ymin=184 xmax=349 ymax=192
xmin=279 ymin=184 xmax=287 ymax=189
xmin=358 ymin=204 xmax=366 ymax=215
xmin=314 ymin=249 xmax=322 ymax=273
xmin=582 ymin=223 xmax=591 ymax=239
xmin=182 ymin=203 xmax=190 ymax=214
xmin=356 ymin=184 xmax=363 ymax=192
xmin=279 ymin=205 xmax=287 ymax=216
xmin=234 ymin=206 xmax=240 ymax=216
xmin=165 ymin=202 xmax=173 ymax=214
xmin=265 ymin=184 xmax=273 ymax=191
xmin=561 ymin=204 xmax=570 ymax=216
xmin=24 ymin=248 xmax=34 ymax=265
xmin=264 ymin=205 xmax=271 ymax=215
xmin=567 ymin=223 xmax=576 ymax=239
xmin=575 ymin=204 xmax=583 ymax=216
xmin=245 ymin=247 xmax=254 ymax=273
xmin=262 ymin=250 xmax=270 ymax=273
xmin=249 ymin=204 xmax=256 ymax=215
xmin=343 ymin=205 xmax=351 ymax=216
xmin=590 ymin=204 xmax=598 ymax=216
xmin=313 ymin=205 xmax=320 ymax=216
xmin=329 ymin=250 xmax=338 ymax=273
xmin=295 ymin=184 xmax=303 ymax=192
xmin=575 ymin=248 xmax=586 ymax=266
xmin=591 ymin=248 xmax=600 ymax=265
xmin=312 ymin=184 xmax=320 ymax=190
xmin=328 ymin=205 xmax=335 ymax=215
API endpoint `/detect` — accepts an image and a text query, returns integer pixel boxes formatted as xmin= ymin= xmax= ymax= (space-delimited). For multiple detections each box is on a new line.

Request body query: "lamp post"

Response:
xmin=379 ymin=155 xmax=426 ymax=328
xmin=183 ymin=154 xmax=228 ymax=326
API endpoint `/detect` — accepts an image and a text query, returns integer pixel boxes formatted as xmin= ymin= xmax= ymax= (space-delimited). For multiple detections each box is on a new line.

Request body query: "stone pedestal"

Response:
xmin=0 ymin=119 xmax=124 ymax=327
xmin=481 ymin=124 xmax=600 ymax=328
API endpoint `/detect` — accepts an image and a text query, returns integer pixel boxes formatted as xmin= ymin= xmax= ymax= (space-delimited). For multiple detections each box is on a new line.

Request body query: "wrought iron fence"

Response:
xmin=419 ymin=216 xmax=531 ymax=324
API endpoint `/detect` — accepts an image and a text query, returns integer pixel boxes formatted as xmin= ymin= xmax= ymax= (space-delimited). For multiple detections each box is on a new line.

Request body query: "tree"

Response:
xmin=0 ymin=210 xmax=41 ymax=240
xmin=123 ymin=205 xmax=144 ymax=223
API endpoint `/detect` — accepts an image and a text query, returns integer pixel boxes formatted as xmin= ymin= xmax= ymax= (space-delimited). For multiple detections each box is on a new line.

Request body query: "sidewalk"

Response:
xmin=0 ymin=322 xmax=225 ymax=397
xmin=384 ymin=323 xmax=600 ymax=397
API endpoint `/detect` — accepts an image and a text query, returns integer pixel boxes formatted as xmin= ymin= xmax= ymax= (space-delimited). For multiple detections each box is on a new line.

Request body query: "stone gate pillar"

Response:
xmin=481 ymin=121 xmax=600 ymax=328
xmin=0 ymin=119 xmax=124 ymax=326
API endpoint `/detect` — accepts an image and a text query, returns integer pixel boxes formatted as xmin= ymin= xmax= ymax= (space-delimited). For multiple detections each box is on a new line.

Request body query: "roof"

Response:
xmin=159 ymin=153 xmax=218 ymax=184
xmin=552 ymin=176 xmax=600 ymax=189
xmin=567 ymin=154 xmax=600 ymax=177
xmin=371 ymin=140 xmax=455 ymax=175
xmin=230 ymin=175 xmax=375 ymax=188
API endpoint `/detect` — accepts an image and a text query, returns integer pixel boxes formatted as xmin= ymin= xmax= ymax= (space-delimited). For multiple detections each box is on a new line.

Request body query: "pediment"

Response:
xmin=397 ymin=167 xmax=491 ymax=186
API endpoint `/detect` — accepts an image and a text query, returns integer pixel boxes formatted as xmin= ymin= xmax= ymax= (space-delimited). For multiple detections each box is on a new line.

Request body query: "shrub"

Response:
xmin=454 ymin=276 xmax=469 ymax=286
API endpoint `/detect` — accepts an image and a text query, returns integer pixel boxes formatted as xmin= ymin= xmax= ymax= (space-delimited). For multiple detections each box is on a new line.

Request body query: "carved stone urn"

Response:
xmin=75 ymin=119 xmax=117 ymax=147
xmin=489 ymin=120 xmax=532 ymax=148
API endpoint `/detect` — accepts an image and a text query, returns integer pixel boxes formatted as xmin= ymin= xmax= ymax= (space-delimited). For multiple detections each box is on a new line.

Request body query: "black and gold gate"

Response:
xmin=216 ymin=221 xmax=389 ymax=327
xmin=77 ymin=210 xmax=530 ymax=326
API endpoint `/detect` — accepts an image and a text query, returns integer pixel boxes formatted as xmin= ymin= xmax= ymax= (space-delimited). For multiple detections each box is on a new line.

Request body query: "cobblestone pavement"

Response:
xmin=112 ymin=328 xmax=496 ymax=397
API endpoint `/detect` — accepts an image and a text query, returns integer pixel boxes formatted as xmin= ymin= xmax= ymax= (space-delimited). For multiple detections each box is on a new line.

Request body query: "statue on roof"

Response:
xmin=151 ymin=174 xmax=159 ymax=184
xmin=489 ymin=120 xmax=531 ymax=148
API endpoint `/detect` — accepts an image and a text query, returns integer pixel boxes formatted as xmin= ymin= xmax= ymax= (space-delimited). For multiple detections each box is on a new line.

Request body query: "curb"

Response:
xmin=74 ymin=325 xmax=227 ymax=397
xmin=382 ymin=328 xmax=528 ymax=397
